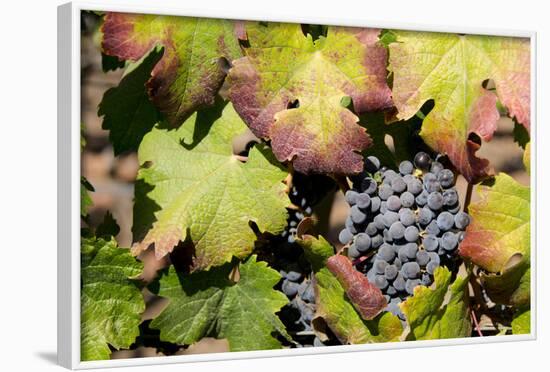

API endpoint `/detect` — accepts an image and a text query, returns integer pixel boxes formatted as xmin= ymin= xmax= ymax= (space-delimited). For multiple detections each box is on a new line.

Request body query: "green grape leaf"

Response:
xmin=482 ymin=258 xmax=530 ymax=306
xmin=511 ymin=309 xmax=531 ymax=335
xmin=98 ymin=47 xmax=163 ymax=155
xmin=459 ymin=173 xmax=530 ymax=273
xmin=299 ymin=235 xmax=402 ymax=344
xmin=81 ymin=237 xmax=144 ymax=361
xmin=132 ymin=101 xmax=289 ymax=271
xmin=388 ymin=32 xmax=530 ymax=182
xmin=400 ymin=267 xmax=471 ymax=340
xmin=150 ymin=255 xmax=290 ymax=351
xmin=102 ymin=12 xmax=242 ymax=125
xmin=225 ymin=22 xmax=392 ymax=175
xmin=80 ymin=177 xmax=94 ymax=217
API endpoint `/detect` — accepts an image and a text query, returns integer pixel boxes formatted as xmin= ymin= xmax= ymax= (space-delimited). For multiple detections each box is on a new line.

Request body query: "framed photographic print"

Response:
xmin=58 ymin=1 xmax=536 ymax=369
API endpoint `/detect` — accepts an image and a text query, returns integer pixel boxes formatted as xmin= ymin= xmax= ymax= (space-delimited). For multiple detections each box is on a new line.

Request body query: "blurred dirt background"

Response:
xmin=80 ymin=14 xmax=529 ymax=357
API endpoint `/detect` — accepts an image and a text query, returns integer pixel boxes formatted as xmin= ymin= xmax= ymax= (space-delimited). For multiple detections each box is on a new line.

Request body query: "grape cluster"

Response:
xmin=339 ymin=152 xmax=470 ymax=320
xmin=281 ymin=189 xmax=312 ymax=244
xmin=279 ymin=266 xmax=318 ymax=335
xmin=275 ymin=252 xmax=331 ymax=347
xmin=270 ymin=173 xmax=337 ymax=346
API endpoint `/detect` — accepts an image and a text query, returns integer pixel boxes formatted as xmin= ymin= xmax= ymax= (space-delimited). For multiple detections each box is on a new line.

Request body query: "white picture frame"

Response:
xmin=58 ymin=1 xmax=537 ymax=369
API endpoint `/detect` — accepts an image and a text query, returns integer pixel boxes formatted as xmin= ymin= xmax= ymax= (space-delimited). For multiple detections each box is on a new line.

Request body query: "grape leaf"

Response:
xmin=132 ymin=101 xmax=289 ymax=270
xmin=98 ymin=46 xmax=163 ymax=155
xmin=225 ymin=22 xmax=392 ymax=175
xmin=299 ymin=235 xmax=402 ymax=344
xmin=511 ymin=309 xmax=531 ymax=335
xmin=326 ymin=255 xmax=387 ymax=320
xmin=388 ymin=32 xmax=530 ymax=181
xmin=80 ymin=177 xmax=94 ymax=217
xmin=459 ymin=173 xmax=530 ymax=305
xmin=459 ymin=173 xmax=530 ymax=273
xmin=482 ymin=258 xmax=530 ymax=306
xmin=81 ymin=237 xmax=144 ymax=361
xmin=149 ymin=255 xmax=291 ymax=351
xmin=400 ymin=267 xmax=471 ymax=340
xmin=102 ymin=12 xmax=242 ymax=125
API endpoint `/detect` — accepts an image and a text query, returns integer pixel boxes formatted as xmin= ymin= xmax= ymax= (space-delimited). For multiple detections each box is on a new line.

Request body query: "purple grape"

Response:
xmin=361 ymin=177 xmax=378 ymax=194
xmin=339 ymin=228 xmax=353 ymax=244
xmin=427 ymin=192 xmax=443 ymax=210
xmin=455 ymin=211 xmax=471 ymax=229
xmin=438 ymin=169 xmax=455 ymax=188
xmin=399 ymin=208 xmax=416 ymax=226
xmin=389 ymin=221 xmax=405 ymax=240
xmin=400 ymin=191 xmax=415 ymax=208
xmin=350 ymin=205 xmax=367 ymax=224
xmin=414 ymin=152 xmax=432 ymax=170
xmin=379 ymin=183 xmax=393 ymax=200
xmin=436 ymin=211 xmax=454 ymax=231
xmin=391 ymin=177 xmax=407 ymax=193
xmin=356 ymin=193 xmax=371 ymax=209
xmin=399 ymin=160 xmax=414 ymax=175
xmin=404 ymin=225 xmax=419 ymax=242
xmin=387 ymin=195 xmax=402 ymax=211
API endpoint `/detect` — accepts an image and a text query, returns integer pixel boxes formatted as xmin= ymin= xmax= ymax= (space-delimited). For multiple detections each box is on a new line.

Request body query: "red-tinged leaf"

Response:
xmin=299 ymin=235 xmax=402 ymax=344
xmin=326 ymin=255 xmax=387 ymax=320
xmin=459 ymin=173 xmax=530 ymax=273
xmin=225 ymin=22 xmax=392 ymax=175
xmin=102 ymin=12 xmax=242 ymax=125
xmin=388 ymin=32 xmax=530 ymax=182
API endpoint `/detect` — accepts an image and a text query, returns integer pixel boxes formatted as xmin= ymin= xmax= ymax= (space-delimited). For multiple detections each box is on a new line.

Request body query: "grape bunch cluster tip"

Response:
xmin=339 ymin=152 xmax=471 ymax=320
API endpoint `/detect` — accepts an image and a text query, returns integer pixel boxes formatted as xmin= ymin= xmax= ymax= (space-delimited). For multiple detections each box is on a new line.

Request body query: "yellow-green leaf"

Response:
xmin=132 ymin=101 xmax=289 ymax=271
xmin=459 ymin=173 xmax=530 ymax=306
xmin=389 ymin=32 xmax=530 ymax=181
xmin=400 ymin=267 xmax=471 ymax=340
xmin=511 ymin=309 xmax=531 ymax=335
xmin=459 ymin=173 xmax=530 ymax=273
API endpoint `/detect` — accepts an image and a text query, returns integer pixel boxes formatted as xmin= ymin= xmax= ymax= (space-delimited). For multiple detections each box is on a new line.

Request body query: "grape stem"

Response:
xmin=470 ymin=309 xmax=483 ymax=337
xmin=284 ymin=163 xmax=294 ymax=194
xmin=469 ymin=270 xmax=489 ymax=312
xmin=333 ymin=175 xmax=350 ymax=193
xmin=463 ymin=182 xmax=474 ymax=213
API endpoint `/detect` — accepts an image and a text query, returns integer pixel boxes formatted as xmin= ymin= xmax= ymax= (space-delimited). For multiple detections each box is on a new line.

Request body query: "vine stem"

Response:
xmin=470 ymin=309 xmax=483 ymax=337
xmin=469 ymin=273 xmax=489 ymax=312
xmin=463 ymin=181 xmax=474 ymax=213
